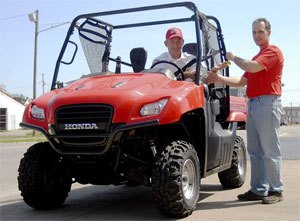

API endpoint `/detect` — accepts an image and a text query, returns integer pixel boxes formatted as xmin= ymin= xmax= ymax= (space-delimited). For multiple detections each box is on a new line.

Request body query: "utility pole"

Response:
xmin=28 ymin=10 xmax=39 ymax=136
xmin=290 ymin=101 xmax=293 ymax=124
xmin=28 ymin=11 xmax=70 ymax=99
xmin=28 ymin=10 xmax=39 ymax=100
xmin=42 ymin=73 xmax=46 ymax=94
xmin=28 ymin=11 xmax=69 ymax=136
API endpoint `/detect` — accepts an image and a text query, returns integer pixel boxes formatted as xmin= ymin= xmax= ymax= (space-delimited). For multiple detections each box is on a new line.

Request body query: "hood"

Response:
xmin=26 ymin=73 xmax=205 ymax=127
xmin=47 ymin=73 xmax=190 ymax=106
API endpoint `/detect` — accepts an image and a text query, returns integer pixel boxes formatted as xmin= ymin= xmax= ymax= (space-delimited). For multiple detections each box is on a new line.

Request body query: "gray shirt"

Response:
xmin=152 ymin=52 xmax=207 ymax=82
xmin=152 ymin=52 xmax=196 ymax=73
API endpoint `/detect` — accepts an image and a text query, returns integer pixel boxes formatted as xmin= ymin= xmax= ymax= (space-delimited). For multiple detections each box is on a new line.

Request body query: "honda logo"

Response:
xmin=64 ymin=123 xmax=99 ymax=130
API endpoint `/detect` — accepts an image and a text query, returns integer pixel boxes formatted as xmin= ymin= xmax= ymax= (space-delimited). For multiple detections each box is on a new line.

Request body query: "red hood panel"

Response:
xmin=24 ymin=73 xmax=205 ymax=129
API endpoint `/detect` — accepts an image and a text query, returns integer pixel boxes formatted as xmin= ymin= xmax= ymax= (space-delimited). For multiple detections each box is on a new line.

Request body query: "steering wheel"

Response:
xmin=181 ymin=58 xmax=197 ymax=72
xmin=150 ymin=60 xmax=185 ymax=81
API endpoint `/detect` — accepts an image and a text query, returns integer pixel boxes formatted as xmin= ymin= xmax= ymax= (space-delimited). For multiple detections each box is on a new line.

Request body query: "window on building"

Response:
xmin=0 ymin=108 xmax=7 ymax=130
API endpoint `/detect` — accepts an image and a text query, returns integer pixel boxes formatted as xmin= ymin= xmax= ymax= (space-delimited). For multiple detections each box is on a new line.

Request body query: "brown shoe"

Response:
xmin=262 ymin=192 xmax=283 ymax=204
xmin=237 ymin=190 xmax=266 ymax=201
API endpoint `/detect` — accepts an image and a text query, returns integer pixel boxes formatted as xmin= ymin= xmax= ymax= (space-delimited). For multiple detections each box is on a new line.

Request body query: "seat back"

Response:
xmin=183 ymin=43 xmax=197 ymax=56
xmin=130 ymin=47 xmax=147 ymax=72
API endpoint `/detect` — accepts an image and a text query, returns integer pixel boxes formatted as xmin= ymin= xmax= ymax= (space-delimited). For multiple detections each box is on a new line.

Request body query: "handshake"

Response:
xmin=202 ymin=60 xmax=231 ymax=85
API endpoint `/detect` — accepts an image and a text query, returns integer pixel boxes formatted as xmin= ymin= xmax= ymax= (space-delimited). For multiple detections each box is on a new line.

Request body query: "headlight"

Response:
xmin=140 ymin=98 xmax=168 ymax=117
xmin=31 ymin=105 xmax=45 ymax=120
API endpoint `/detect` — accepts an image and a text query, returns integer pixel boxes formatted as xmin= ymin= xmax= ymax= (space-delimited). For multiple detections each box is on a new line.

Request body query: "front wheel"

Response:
xmin=18 ymin=142 xmax=72 ymax=209
xmin=151 ymin=140 xmax=200 ymax=218
xmin=218 ymin=136 xmax=247 ymax=188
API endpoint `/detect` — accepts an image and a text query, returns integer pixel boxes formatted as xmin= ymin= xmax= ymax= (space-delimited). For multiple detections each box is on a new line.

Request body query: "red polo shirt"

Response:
xmin=243 ymin=45 xmax=284 ymax=98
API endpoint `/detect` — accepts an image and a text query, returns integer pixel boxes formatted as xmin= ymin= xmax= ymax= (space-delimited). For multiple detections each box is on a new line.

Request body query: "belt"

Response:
xmin=249 ymin=95 xmax=280 ymax=101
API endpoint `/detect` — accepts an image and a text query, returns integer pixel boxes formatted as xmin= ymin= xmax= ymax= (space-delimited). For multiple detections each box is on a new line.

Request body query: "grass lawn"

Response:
xmin=0 ymin=131 xmax=46 ymax=143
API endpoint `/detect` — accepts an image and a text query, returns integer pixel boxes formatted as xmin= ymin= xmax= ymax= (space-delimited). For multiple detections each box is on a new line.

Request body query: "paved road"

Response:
xmin=1 ymin=161 xmax=299 ymax=221
xmin=237 ymin=125 xmax=300 ymax=160
xmin=0 ymin=126 xmax=299 ymax=220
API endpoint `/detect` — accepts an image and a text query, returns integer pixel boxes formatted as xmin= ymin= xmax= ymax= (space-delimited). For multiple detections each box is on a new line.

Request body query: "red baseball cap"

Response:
xmin=165 ymin=27 xmax=183 ymax=40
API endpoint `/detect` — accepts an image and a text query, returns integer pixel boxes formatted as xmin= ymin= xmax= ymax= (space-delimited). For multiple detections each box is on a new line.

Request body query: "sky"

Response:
xmin=0 ymin=0 xmax=299 ymax=107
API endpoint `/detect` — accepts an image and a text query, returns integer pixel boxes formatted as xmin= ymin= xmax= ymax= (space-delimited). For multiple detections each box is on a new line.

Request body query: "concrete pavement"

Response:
xmin=1 ymin=128 xmax=299 ymax=220
xmin=183 ymin=160 xmax=300 ymax=221
xmin=0 ymin=160 xmax=299 ymax=220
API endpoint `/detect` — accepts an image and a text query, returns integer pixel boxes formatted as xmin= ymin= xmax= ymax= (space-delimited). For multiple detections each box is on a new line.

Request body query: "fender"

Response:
xmin=227 ymin=95 xmax=247 ymax=122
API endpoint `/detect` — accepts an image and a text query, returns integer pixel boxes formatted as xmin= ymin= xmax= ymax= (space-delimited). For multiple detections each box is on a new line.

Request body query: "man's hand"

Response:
xmin=203 ymin=60 xmax=231 ymax=84
xmin=184 ymin=70 xmax=195 ymax=79
xmin=204 ymin=70 xmax=220 ymax=84
xmin=211 ymin=60 xmax=231 ymax=72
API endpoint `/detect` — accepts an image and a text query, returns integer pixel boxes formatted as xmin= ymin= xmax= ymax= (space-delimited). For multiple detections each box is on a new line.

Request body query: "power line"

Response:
xmin=39 ymin=21 xmax=71 ymax=33
xmin=40 ymin=21 xmax=71 ymax=28
xmin=0 ymin=13 xmax=28 ymax=22
xmin=0 ymin=12 xmax=70 ymax=31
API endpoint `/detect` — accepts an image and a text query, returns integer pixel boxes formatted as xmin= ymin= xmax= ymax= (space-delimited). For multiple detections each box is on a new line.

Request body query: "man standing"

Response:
xmin=208 ymin=18 xmax=284 ymax=204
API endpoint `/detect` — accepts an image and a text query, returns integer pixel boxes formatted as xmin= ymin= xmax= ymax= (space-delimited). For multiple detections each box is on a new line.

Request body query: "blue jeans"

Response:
xmin=246 ymin=95 xmax=283 ymax=196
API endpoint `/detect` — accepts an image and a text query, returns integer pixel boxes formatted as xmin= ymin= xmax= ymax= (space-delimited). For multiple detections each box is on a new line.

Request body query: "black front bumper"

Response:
xmin=20 ymin=120 xmax=159 ymax=155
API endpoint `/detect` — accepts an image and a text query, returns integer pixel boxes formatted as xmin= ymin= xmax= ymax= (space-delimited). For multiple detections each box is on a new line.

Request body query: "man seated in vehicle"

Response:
xmin=152 ymin=27 xmax=207 ymax=82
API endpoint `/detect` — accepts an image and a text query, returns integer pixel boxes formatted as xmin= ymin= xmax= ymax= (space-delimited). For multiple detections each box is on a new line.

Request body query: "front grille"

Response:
xmin=55 ymin=104 xmax=113 ymax=146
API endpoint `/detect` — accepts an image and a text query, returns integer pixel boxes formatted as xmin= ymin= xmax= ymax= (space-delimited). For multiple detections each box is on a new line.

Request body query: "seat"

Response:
xmin=130 ymin=47 xmax=147 ymax=72
xmin=182 ymin=43 xmax=197 ymax=56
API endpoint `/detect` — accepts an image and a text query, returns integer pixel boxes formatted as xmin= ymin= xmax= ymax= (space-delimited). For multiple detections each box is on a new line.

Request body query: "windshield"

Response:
xmin=78 ymin=19 xmax=112 ymax=74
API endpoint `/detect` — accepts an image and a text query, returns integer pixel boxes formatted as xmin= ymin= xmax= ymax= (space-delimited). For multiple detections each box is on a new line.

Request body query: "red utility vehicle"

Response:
xmin=18 ymin=2 xmax=247 ymax=218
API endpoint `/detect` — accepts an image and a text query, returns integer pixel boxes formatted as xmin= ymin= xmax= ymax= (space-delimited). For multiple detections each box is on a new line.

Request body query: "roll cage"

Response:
xmin=51 ymin=1 xmax=230 ymax=121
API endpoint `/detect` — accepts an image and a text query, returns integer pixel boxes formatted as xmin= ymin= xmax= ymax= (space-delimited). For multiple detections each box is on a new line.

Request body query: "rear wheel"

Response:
xmin=151 ymin=140 xmax=200 ymax=218
xmin=218 ymin=136 xmax=247 ymax=188
xmin=18 ymin=142 xmax=72 ymax=209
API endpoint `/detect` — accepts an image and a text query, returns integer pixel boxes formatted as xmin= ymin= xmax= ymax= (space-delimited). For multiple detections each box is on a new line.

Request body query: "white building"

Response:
xmin=0 ymin=90 xmax=25 ymax=130
xmin=282 ymin=106 xmax=300 ymax=124
xmin=230 ymin=87 xmax=247 ymax=98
